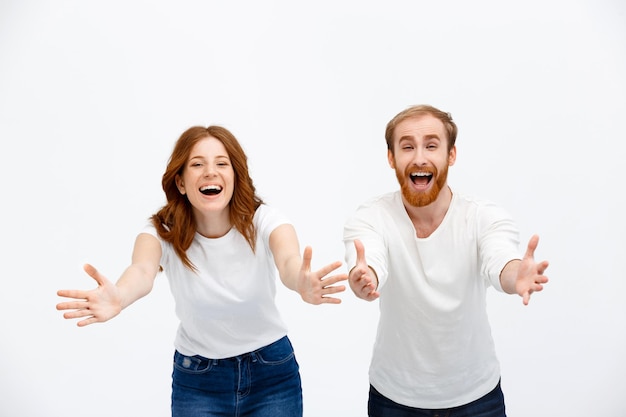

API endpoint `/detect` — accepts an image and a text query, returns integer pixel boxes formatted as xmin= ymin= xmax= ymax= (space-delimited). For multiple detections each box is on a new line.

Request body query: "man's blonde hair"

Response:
xmin=385 ymin=104 xmax=457 ymax=154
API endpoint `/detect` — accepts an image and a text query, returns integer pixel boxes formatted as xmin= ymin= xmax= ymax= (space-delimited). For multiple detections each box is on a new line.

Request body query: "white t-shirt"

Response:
xmin=142 ymin=204 xmax=290 ymax=359
xmin=343 ymin=190 xmax=520 ymax=409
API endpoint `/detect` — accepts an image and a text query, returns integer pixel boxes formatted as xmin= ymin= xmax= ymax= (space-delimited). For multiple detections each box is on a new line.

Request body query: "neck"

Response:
xmin=403 ymin=186 xmax=453 ymax=238
xmin=194 ymin=209 xmax=232 ymax=239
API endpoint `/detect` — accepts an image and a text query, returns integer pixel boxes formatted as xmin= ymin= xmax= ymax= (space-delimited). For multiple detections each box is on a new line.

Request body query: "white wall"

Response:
xmin=1 ymin=1 xmax=624 ymax=416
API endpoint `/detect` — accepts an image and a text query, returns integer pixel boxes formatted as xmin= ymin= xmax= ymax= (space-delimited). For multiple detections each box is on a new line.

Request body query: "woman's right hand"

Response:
xmin=56 ymin=263 xmax=123 ymax=327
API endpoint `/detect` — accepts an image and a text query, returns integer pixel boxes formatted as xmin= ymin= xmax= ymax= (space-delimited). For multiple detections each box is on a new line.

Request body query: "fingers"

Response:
xmin=316 ymin=297 xmax=342 ymax=305
xmin=316 ymin=260 xmax=345 ymax=277
xmin=356 ymin=283 xmax=380 ymax=301
xmin=351 ymin=240 xmax=379 ymax=300
xmin=521 ymin=277 xmax=548 ymax=306
xmin=302 ymin=247 xmax=347 ymax=279
xmin=363 ymin=290 xmax=380 ymax=301
xmin=306 ymin=265 xmax=348 ymax=304
xmin=56 ymin=289 xmax=88 ymax=300
xmin=348 ymin=267 xmax=378 ymax=299
xmin=77 ymin=316 xmax=100 ymax=327
xmin=57 ymin=264 xmax=121 ymax=326
xmin=320 ymin=273 xmax=348 ymax=285
xmin=357 ymin=285 xmax=375 ymax=298
xmin=56 ymin=298 xmax=98 ymax=326
xmin=317 ymin=274 xmax=348 ymax=294
xmin=349 ymin=266 xmax=370 ymax=287
xmin=57 ymin=299 xmax=104 ymax=326
xmin=61 ymin=306 xmax=99 ymax=326
xmin=61 ymin=306 xmax=92 ymax=319
xmin=519 ymin=235 xmax=549 ymax=306
xmin=56 ymin=271 xmax=95 ymax=311
xmin=537 ymin=260 xmax=550 ymax=276
xmin=57 ymin=264 xmax=108 ymax=302
xmin=313 ymin=280 xmax=350 ymax=304
xmin=56 ymin=299 xmax=89 ymax=311
xmin=57 ymin=265 xmax=98 ymax=321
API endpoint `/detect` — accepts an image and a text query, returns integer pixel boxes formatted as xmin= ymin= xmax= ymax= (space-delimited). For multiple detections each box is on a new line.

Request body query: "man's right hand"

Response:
xmin=348 ymin=240 xmax=380 ymax=301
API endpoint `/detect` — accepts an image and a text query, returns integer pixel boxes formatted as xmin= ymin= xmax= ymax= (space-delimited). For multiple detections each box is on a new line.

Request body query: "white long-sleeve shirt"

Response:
xmin=142 ymin=204 xmax=290 ymax=359
xmin=344 ymin=190 xmax=520 ymax=408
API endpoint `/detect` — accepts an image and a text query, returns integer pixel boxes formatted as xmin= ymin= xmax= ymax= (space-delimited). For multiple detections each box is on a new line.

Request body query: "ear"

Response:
xmin=175 ymin=174 xmax=186 ymax=195
xmin=387 ymin=149 xmax=395 ymax=169
xmin=448 ymin=145 xmax=457 ymax=166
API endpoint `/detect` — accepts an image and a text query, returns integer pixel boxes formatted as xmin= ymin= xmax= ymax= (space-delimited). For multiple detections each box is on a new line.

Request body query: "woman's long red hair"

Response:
xmin=151 ymin=125 xmax=262 ymax=271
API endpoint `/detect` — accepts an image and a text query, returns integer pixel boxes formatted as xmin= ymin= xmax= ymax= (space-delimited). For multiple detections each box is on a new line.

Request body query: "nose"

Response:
xmin=204 ymin=165 xmax=217 ymax=177
xmin=412 ymin=147 xmax=428 ymax=166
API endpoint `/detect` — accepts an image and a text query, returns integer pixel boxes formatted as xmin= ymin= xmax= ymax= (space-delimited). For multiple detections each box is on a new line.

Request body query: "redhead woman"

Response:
xmin=57 ymin=125 xmax=347 ymax=417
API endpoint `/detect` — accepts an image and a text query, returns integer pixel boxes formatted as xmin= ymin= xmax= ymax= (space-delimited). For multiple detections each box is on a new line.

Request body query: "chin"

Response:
xmin=401 ymin=184 xmax=440 ymax=207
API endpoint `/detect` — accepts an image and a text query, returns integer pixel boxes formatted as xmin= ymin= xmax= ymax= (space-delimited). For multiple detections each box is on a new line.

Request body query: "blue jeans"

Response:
xmin=171 ymin=336 xmax=302 ymax=417
xmin=368 ymin=380 xmax=506 ymax=417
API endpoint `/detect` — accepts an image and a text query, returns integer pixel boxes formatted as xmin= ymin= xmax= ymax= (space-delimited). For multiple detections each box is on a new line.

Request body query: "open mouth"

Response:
xmin=410 ymin=172 xmax=433 ymax=186
xmin=200 ymin=185 xmax=223 ymax=196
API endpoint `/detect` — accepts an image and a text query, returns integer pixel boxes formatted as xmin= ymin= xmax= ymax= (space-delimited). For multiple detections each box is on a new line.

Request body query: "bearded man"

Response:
xmin=343 ymin=104 xmax=550 ymax=417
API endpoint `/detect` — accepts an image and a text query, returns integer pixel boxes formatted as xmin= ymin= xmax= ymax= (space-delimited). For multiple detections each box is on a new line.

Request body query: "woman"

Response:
xmin=57 ymin=125 xmax=347 ymax=416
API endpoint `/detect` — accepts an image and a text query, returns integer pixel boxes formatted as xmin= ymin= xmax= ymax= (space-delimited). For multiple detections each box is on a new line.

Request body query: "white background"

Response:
xmin=1 ymin=1 xmax=624 ymax=416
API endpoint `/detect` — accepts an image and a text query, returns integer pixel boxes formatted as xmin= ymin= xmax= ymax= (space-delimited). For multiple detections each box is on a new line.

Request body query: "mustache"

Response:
xmin=404 ymin=164 xmax=437 ymax=176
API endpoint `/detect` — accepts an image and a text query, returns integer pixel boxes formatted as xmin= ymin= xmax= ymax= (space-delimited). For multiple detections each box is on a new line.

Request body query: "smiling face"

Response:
xmin=175 ymin=136 xmax=235 ymax=218
xmin=388 ymin=114 xmax=456 ymax=207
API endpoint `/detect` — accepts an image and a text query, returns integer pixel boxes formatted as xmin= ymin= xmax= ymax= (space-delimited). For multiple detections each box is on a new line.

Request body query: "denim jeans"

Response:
xmin=171 ymin=336 xmax=303 ymax=417
xmin=368 ymin=380 xmax=506 ymax=417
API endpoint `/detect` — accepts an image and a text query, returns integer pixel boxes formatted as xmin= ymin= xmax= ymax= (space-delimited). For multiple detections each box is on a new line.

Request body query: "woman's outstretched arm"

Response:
xmin=270 ymin=224 xmax=347 ymax=305
xmin=56 ymin=233 xmax=162 ymax=326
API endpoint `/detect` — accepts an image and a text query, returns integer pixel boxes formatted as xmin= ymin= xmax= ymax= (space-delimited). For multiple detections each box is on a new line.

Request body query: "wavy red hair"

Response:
xmin=151 ymin=125 xmax=262 ymax=271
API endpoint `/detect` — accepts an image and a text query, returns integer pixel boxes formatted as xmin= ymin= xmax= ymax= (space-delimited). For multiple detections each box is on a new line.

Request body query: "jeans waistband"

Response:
xmin=178 ymin=335 xmax=289 ymax=364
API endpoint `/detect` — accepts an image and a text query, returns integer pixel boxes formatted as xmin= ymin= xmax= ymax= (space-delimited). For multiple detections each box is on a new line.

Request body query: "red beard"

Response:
xmin=396 ymin=163 xmax=448 ymax=207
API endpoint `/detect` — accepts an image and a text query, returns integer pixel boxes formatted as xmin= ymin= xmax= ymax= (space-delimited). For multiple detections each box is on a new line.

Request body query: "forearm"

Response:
xmin=278 ymin=255 xmax=302 ymax=294
xmin=269 ymin=224 xmax=305 ymax=294
xmin=115 ymin=263 xmax=157 ymax=310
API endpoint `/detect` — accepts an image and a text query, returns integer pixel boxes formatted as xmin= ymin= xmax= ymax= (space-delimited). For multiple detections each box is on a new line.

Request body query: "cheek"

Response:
xmin=389 ymin=156 xmax=403 ymax=171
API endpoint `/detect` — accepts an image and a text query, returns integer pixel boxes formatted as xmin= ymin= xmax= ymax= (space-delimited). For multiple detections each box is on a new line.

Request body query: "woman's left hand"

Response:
xmin=296 ymin=246 xmax=348 ymax=305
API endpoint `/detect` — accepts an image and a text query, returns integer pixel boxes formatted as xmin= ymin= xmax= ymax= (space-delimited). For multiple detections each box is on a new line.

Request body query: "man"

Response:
xmin=344 ymin=104 xmax=549 ymax=416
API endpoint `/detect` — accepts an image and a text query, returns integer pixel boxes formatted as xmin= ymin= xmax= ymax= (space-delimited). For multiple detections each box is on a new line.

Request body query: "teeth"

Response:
xmin=201 ymin=185 xmax=222 ymax=191
xmin=410 ymin=172 xmax=431 ymax=177
xmin=200 ymin=185 xmax=223 ymax=196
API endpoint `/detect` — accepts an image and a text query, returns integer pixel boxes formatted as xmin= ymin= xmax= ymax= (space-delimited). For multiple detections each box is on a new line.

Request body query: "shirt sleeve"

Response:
xmin=343 ymin=201 xmax=390 ymax=290
xmin=476 ymin=201 xmax=521 ymax=292
xmin=255 ymin=204 xmax=292 ymax=247
xmin=139 ymin=222 xmax=171 ymax=269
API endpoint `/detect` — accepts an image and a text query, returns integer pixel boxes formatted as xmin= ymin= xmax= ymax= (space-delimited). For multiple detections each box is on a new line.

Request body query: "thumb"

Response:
xmin=83 ymin=263 xmax=109 ymax=287
xmin=524 ymin=234 xmax=540 ymax=260
xmin=301 ymin=246 xmax=312 ymax=272
xmin=354 ymin=239 xmax=366 ymax=264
